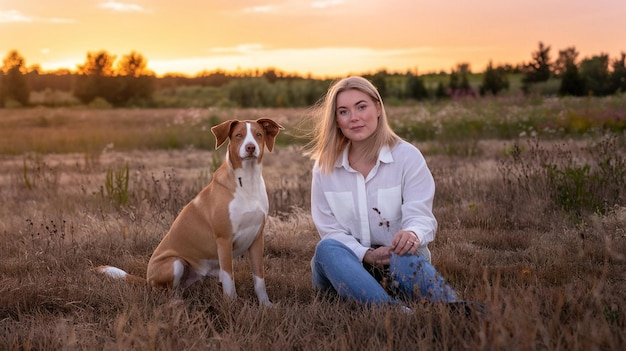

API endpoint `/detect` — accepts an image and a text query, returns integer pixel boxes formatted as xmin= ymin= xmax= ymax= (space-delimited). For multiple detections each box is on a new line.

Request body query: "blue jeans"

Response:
xmin=311 ymin=239 xmax=458 ymax=305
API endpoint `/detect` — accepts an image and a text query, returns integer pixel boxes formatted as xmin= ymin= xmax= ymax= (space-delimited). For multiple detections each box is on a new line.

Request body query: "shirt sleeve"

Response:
xmin=399 ymin=144 xmax=438 ymax=247
xmin=311 ymin=164 xmax=370 ymax=261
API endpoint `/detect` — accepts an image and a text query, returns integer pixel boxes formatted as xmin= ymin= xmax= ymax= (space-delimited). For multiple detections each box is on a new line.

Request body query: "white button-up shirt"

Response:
xmin=311 ymin=140 xmax=437 ymax=263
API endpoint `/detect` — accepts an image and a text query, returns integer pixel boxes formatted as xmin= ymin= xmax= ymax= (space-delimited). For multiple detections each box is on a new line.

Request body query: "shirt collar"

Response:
xmin=379 ymin=144 xmax=394 ymax=163
xmin=335 ymin=144 xmax=394 ymax=170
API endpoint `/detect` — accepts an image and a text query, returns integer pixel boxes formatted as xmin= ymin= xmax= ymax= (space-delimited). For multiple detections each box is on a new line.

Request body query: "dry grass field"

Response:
xmin=0 ymin=101 xmax=625 ymax=350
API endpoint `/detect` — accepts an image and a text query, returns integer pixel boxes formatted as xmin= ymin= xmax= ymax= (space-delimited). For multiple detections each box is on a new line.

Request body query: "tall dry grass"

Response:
xmin=0 ymin=104 xmax=625 ymax=350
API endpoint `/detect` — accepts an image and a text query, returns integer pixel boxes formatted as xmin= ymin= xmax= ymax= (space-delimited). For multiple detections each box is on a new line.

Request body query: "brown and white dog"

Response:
xmin=96 ymin=118 xmax=283 ymax=306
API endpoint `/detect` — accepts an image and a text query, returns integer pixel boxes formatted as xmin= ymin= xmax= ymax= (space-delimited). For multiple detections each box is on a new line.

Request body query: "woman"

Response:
xmin=305 ymin=76 xmax=459 ymax=307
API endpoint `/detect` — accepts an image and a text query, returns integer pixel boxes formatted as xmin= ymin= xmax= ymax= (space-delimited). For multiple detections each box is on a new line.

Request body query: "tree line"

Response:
xmin=521 ymin=42 xmax=626 ymax=96
xmin=0 ymin=42 xmax=624 ymax=108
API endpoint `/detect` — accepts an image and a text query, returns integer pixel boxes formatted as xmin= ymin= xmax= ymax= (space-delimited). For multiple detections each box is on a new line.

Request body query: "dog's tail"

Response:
xmin=95 ymin=265 xmax=146 ymax=284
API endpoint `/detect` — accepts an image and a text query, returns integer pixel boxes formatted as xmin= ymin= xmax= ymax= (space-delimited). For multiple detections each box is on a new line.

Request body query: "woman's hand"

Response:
xmin=363 ymin=246 xmax=392 ymax=266
xmin=363 ymin=231 xmax=420 ymax=265
xmin=391 ymin=230 xmax=420 ymax=256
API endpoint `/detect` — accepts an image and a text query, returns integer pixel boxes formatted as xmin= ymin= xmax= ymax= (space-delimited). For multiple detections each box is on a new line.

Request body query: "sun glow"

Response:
xmin=146 ymin=46 xmax=442 ymax=77
xmin=1 ymin=1 xmax=624 ymax=77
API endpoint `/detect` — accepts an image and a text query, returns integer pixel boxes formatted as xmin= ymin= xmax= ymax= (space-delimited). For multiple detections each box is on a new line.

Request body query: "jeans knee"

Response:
xmin=391 ymin=254 xmax=437 ymax=285
xmin=316 ymin=238 xmax=341 ymax=251
xmin=311 ymin=239 xmax=356 ymax=291
xmin=391 ymin=253 xmax=427 ymax=269
xmin=314 ymin=239 xmax=343 ymax=261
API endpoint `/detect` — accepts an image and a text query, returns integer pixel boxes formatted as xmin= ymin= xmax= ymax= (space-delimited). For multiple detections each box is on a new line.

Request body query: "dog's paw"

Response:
xmin=258 ymin=299 xmax=274 ymax=308
xmin=167 ymin=297 xmax=185 ymax=309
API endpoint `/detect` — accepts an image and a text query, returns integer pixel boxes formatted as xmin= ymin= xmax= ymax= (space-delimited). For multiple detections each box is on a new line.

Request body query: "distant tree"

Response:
xmin=554 ymin=47 xmax=579 ymax=78
xmin=456 ymin=63 xmax=472 ymax=90
xmin=610 ymin=52 xmax=626 ymax=93
xmin=405 ymin=72 xmax=428 ymax=100
xmin=522 ymin=42 xmax=552 ymax=92
xmin=115 ymin=75 xmax=156 ymax=106
xmin=302 ymin=79 xmax=328 ymax=105
xmin=117 ymin=51 xmax=149 ymax=77
xmin=448 ymin=70 xmax=459 ymax=91
xmin=227 ymin=78 xmax=267 ymax=107
xmin=0 ymin=50 xmax=30 ymax=106
xmin=196 ymin=70 xmax=232 ymax=87
xmin=77 ymin=50 xmax=116 ymax=76
xmin=27 ymin=69 xmax=75 ymax=92
xmin=560 ymin=65 xmax=586 ymax=96
xmin=262 ymin=68 xmax=279 ymax=84
xmin=74 ymin=50 xmax=155 ymax=106
xmin=448 ymin=63 xmax=474 ymax=97
xmin=479 ymin=61 xmax=509 ymax=96
xmin=580 ymin=54 xmax=613 ymax=96
xmin=434 ymin=81 xmax=448 ymax=99
xmin=74 ymin=50 xmax=118 ymax=104
xmin=115 ymin=51 xmax=156 ymax=105
xmin=369 ymin=70 xmax=388 ymax=98
xmin=499 ymin=63 xmax=522 ymax=74
xmin=558 ymin=51 xmax=586 ymax=96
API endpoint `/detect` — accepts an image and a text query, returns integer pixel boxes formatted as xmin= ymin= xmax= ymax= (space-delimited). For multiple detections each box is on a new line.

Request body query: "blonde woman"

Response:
xmin=306 ymin=76 xmax=460 ymax=308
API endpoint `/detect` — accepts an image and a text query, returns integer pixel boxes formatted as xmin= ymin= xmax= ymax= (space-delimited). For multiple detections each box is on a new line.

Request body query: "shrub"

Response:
xmin=545 ymin=163 xmax=597 ymax=213
xmin=102 ymin=162 xmax=130 ymax=206
xmin=20 ymin=153 xmax=59 ymax=192
xmin=480 ymin=61 xmax=509 ymax=96
xmin=500 ymin=134 xmax=626 ymax=218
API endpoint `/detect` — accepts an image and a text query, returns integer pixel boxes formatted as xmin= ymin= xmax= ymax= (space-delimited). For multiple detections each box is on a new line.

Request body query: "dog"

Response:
xmin=96 ymin=118 xmax=283 ymax=306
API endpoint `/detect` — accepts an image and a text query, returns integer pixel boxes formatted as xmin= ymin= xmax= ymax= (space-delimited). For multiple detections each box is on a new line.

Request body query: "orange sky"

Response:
xmin=1 ymin=0 xmax=624 ymax=78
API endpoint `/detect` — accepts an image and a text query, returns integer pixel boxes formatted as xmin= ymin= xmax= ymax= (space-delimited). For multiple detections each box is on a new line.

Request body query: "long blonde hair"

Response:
xmin=304 ymin=76 xmax=400 ymax=174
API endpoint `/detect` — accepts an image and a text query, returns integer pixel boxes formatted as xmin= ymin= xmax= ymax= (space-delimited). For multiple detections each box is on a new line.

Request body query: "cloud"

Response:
xmin=149 ymin=45 xmax=438 ymax=77
xmin=204 ymin=45 xmax=436 ymax=63
xmin=47 ymin=17 xmax=75 ymax=24
xmin=0 ymin=10 xmax=73 ymax=24
xmin=99 ymin=1 xmax=146 ymax=13
xmin=243 ymin=5 xmax=276 ymax=14
xmin=310 ymin=0 xmax=344 ymax=9
xmin=238 ymin=1 xmax=345 ymax=16
xmin=0 ymin=10 xmax=33 ymax=23
xmin=209 ymin=44 xmax=264 ymax=54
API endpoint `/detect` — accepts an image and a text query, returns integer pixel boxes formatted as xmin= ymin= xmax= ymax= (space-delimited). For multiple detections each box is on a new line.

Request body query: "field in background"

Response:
xmin=0 ymin=97 xmax=625 ymax=350
xmin=3 ymin=94 xmax=626 ymax=156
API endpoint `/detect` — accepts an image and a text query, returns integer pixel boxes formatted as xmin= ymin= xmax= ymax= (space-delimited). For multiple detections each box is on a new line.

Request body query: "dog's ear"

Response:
xmin=256 ymin=118 xmax=284 ymax=152
xmin=211 ymin=120 xmax=239 ymax=149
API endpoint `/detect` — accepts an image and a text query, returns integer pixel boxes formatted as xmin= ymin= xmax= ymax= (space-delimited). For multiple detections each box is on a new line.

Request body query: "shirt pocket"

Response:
xmin=377 ymin=185 xmax=402 ymax=222
xmin=324 ymin=191 xmax=355 ymax=227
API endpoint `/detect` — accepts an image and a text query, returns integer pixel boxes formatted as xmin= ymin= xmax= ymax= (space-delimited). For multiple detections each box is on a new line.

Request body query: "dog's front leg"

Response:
xmin=216 ymin=237 xmax=237 ymax=301
xmin=248 ymin=231 xmax=273 ymax=307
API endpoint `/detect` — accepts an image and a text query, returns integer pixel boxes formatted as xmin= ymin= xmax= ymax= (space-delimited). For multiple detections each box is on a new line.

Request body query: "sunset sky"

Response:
xmin=1 ymin=0 xmax=624 ymax=78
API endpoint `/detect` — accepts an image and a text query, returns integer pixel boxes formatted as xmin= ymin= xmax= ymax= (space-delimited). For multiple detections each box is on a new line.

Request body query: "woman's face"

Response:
xmin=335 ymin=89 xmax=381 ymax=143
